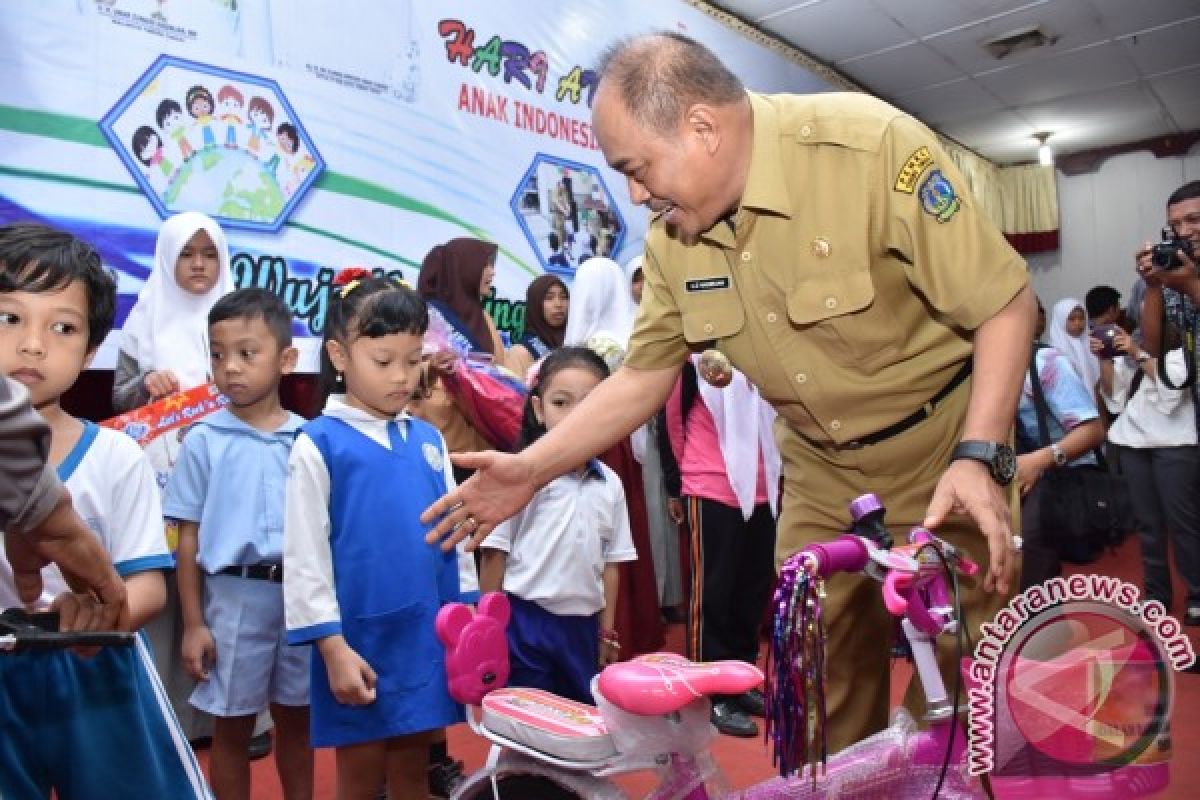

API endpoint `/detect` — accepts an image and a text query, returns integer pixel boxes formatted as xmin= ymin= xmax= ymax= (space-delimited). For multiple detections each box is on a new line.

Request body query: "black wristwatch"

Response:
xmin=950 ymin=440 xmax=1017 ymax=486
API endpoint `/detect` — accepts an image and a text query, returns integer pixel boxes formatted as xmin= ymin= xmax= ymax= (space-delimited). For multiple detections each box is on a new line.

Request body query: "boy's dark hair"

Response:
xmin=209 ymin=288 xmax=294 ymax=347
xmin=319 ymin=276 xmax=428 ymax=402
xmin=1085 ymin=285 xmax=1121 ymax=318
xmin=0 ymin=223 xmax=116 ymax=350
xmin=156 ymin=98 xmax=182 ymax=128
xmin=517 ymin=346 xmax=610 ymax=449
xmin=1167 ymin=180 xmax=1200 ymax=208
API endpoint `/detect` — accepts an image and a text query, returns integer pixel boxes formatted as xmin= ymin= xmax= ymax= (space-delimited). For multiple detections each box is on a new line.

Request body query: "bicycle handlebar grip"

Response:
xmin=803 ymin=535 xmax=870 ymax=578
xmin=882 ymin=572 xmax=909 ymax=616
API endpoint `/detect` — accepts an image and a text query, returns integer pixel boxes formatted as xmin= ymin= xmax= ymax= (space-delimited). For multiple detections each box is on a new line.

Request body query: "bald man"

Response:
xmin=426 ymin=32 xmax=1033 ymax=751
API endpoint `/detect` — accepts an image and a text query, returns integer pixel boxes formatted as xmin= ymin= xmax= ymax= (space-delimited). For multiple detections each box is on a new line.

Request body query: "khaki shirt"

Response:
xmin=626 ymin=92 xmax=1029 ymax=446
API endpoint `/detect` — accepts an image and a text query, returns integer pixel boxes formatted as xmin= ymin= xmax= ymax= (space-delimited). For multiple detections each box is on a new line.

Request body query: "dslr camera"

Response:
xmin=1151 ymin=228 xmax=1195 ymax=270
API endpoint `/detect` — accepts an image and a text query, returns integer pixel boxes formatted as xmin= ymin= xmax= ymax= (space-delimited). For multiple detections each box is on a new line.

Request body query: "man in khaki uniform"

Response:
xmin=424 ymin=32 xmax=1035 ymax=751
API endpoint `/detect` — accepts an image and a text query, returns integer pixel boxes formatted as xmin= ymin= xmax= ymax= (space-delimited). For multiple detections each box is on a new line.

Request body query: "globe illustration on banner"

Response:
xmin=99 ymin=55 xmax=323 ymax=233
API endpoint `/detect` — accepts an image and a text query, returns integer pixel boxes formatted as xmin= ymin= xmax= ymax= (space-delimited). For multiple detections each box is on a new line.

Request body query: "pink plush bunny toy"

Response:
xmin=436 ymin=592 xmax=512 ymax=706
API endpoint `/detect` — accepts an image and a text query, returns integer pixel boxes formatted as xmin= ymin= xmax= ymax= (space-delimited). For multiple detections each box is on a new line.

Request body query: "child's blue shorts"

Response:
xmin=0 ymin=633 xmax=212 ymax=799
xmin=190 ymin=573 xmax=310 ymax=717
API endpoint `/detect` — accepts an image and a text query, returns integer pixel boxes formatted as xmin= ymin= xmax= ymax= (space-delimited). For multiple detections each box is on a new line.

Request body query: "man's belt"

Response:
xmin=217 ymin=564 xmax=283 ymax=582
xmin=847 ymin=360 xmax=973 ymax=448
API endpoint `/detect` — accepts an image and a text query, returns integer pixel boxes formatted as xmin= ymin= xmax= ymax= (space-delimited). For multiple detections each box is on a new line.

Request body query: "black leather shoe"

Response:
xmin=248 ymin=731 xmax=272 ymax=761
xmin=737 ymin=688 xmax=766 ymax=718
xmin=711 ymin=699 xmax=758 ymax=738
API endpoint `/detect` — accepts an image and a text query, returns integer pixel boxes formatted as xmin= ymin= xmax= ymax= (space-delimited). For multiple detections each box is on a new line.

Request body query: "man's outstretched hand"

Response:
xmin=422 ymin=450 xmax=540 ymax=551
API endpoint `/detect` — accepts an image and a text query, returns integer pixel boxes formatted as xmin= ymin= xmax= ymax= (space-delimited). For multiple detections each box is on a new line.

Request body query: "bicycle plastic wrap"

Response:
xmin=734 ymin=709 xmax=983 ymax=800
xmin=593 ymin=675 xmax=716 ymax=761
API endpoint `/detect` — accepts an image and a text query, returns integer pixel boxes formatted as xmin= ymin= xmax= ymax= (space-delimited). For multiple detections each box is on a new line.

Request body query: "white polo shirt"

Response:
xmin=486 ymin=460 xmax=636 ymax=616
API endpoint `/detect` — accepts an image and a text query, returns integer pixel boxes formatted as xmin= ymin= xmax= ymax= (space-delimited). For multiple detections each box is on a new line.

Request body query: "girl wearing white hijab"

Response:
xmin=113 ymin=211 xmax=235 ymax=411
xmin=563 ymin=256 xmax=637 ymax=373
xmin=1048 ymin=297 xmax=1101 ymax=391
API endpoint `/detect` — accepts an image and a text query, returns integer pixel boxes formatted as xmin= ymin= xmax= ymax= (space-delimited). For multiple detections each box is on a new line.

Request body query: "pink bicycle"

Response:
xmin=436 ymin=494 xmax=1170 ymax=799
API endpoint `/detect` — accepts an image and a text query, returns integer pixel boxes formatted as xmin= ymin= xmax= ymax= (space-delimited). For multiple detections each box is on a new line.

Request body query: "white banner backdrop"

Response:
xmin=0 ymin=0 xmax=832 ymax=370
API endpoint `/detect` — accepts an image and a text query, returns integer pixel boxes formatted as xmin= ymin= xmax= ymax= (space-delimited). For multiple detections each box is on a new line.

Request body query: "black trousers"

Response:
xmin=1114 ymin=444 xmax=1200 ymax=609
xmin=685 ymin=497 xmax=777 ymax=664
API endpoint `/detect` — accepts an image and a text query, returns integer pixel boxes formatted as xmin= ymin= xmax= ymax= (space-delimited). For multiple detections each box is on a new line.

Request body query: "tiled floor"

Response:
xmin=221 ymin=534 xmax=1198 ymax=798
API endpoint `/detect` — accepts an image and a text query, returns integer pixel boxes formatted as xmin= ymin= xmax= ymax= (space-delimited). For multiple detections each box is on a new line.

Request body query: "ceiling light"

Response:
xmin=1033 ymin=132 xmax=1054 ymax=166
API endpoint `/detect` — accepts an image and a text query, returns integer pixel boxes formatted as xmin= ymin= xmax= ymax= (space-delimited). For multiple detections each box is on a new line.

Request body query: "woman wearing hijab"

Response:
xmin=564 ymin=256 xmax=665 ymax=657
xmin=1048 ymin=297 xmax=1101 ymax=391
xmin=509 ymin=274 xmax=569 ymax=380
xmin=413 ymin=237 xmax=517 ymax=469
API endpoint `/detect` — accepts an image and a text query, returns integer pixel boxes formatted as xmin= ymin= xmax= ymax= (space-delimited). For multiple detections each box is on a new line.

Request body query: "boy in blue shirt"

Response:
xmin=0 ymin=223 xmax=211 ymax=799
xmin=164 ymin=288 xmax=313 ymax=799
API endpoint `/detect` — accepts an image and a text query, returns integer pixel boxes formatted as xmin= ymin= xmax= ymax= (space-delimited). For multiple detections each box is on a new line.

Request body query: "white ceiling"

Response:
xmin=712 ymin=0 xmax=1200 ymax=165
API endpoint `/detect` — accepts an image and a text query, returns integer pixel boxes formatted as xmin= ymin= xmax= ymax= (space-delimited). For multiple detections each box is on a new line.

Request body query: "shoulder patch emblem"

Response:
xmin=918 ymin=169 xmax=961 ymax=223
xmin=422 ymin=441 xmax=444 ymax=472
xmin=894 ymin=146 xmax=934 ymax=194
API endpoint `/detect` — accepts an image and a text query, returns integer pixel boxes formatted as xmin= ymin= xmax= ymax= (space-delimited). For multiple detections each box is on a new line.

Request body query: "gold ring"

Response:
xmin=465 ymin=515 xmax=478 ymax=528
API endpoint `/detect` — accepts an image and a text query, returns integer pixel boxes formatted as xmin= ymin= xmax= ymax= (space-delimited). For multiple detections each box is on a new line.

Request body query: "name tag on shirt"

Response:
xmin=685 ymin=277 xmax=730 ymax=293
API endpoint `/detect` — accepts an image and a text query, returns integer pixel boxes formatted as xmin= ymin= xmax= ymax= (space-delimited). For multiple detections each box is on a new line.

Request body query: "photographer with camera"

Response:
xmin=1137 ymin=181 xmax=1200 ymax=387
xmin=1096 ymin=326 xmax=1200 ymax=626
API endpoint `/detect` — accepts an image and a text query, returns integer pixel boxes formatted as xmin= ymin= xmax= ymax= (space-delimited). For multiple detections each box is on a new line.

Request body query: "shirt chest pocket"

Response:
xmin=679 ymin=289 xmax=746 ymax=344
xmin=786 ymin=267 xmax=900 ymax=366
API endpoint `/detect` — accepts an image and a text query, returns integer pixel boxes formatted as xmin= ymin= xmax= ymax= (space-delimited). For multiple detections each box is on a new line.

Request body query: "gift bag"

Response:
xmin=100 ymin=382 xmax=227 ymax=551
xmin=439 ymin=361 xmax=526 ymax=452
xmin=425 ymin=306 xmax=527 ymax=452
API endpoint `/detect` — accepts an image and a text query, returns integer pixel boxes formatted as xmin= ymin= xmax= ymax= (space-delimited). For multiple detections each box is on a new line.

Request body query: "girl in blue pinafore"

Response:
xmin=283 ymin=269 xmax=476 ymax=799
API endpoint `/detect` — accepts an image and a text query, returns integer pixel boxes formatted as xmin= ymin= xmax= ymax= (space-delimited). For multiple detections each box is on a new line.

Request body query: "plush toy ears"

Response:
xmin=478 ymin=592 xmax=511 ymax=627
xmin=435 ymin=603 xmax=475 ymax=649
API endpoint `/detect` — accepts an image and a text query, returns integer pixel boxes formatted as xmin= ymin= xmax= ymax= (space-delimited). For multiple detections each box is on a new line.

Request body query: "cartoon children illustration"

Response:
xmin=186 ymin=85 xmax=217 ymax=150
xmin=156 ymin=98 xmax=195 ymax=163
xmin=133 ymin=125 xmax=174 ymax=182
xmin=245 ymin=96 xmax=274 ymax=158
xmin=216 ymin=85 xmax=244 ymax=150
xmin=264 ymin=122 xmax=296 ymax=179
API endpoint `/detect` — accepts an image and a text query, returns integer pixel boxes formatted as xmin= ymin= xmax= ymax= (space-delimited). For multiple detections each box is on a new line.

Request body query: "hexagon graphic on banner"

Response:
xmin=100 ymin=55 xmax=323 ymax=233
xmin=510 ymin=154 xmax=626 ymax=277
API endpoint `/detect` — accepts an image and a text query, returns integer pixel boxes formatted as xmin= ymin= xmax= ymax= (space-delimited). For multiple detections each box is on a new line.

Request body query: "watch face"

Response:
xmin=992 ymin=444 xmax=1017 ymax=485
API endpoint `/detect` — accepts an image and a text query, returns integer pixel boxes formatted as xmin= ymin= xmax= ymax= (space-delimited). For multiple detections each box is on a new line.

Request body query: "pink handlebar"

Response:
xmin=802 ymin=535 xmax=870 ymax=577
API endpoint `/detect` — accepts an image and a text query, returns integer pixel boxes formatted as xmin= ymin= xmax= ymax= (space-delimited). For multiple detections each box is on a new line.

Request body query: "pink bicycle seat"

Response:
xmin=436 ymin=593 xmax=511 ymax=706
xmin=597 ymin=653 xmax=763 ymax=715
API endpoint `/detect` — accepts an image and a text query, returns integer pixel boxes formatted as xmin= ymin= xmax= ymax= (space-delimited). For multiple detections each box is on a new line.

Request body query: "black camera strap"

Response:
xmin=1154 ymin=299 xmax=1200 ymax=436
xmin=1155 ymin=301 xmax=1197 ymax=391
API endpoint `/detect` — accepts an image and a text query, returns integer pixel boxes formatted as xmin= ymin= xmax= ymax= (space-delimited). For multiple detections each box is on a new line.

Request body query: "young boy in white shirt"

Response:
xmin=0 ymin=222 xmax=211 ymax=799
